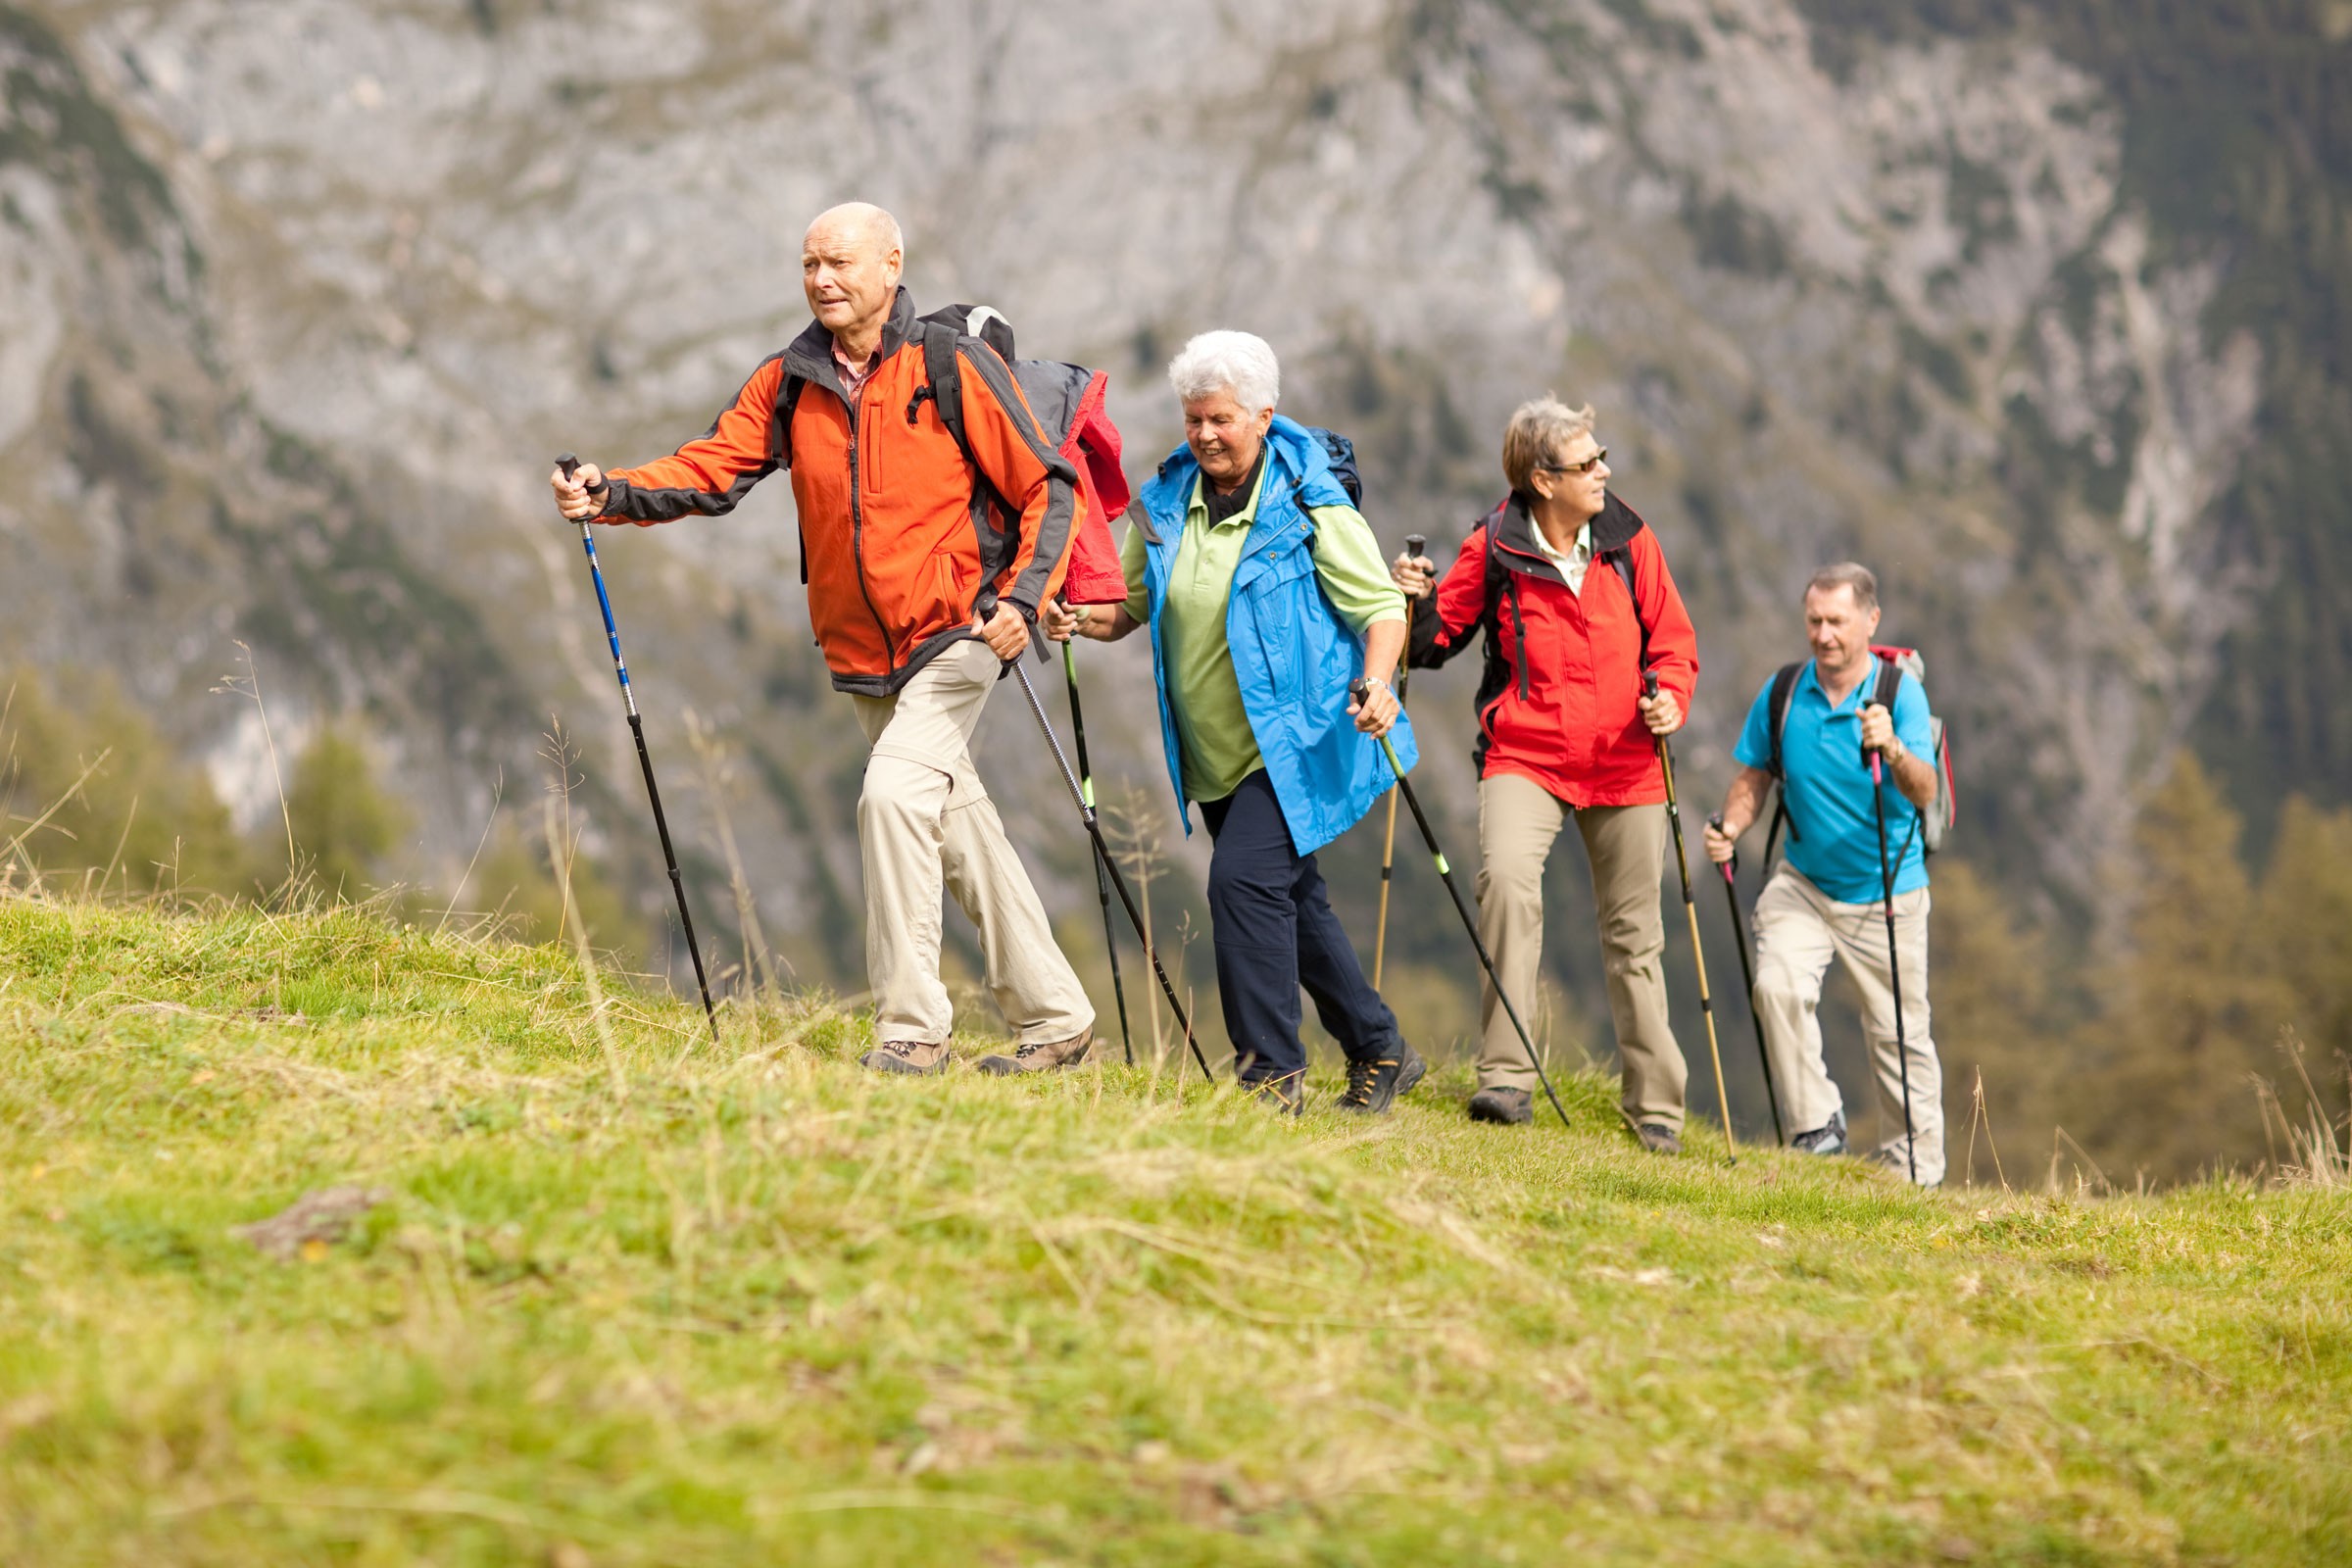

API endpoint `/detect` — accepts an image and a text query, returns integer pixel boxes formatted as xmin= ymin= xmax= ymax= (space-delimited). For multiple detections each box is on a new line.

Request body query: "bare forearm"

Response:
xmin=1891 ymin=747 xmax=1937 ymax=811
xmin=1716 ymin=766 xmax=1773 ymax=838
xmin=1361 ymin=618 xmax=1405 ymax=688
xmin=1082 ymin=606 xmax=1141 ymax=642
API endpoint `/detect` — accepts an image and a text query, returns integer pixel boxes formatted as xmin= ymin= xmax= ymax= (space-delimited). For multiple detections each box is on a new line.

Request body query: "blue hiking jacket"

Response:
xmin=1134 ymin=416 xmax=1417 ymax=857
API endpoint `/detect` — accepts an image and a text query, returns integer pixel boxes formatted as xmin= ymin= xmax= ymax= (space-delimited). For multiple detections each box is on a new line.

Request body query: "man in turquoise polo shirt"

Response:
xmin=1704 ymin=563 xmax=1944 ymax=1183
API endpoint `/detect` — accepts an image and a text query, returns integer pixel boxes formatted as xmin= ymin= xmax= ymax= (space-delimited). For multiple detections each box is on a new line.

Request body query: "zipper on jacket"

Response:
xmin=845 ymin=398 xmax=897 ymax=672
xmin=1507 ymin=574 xmax=1532 ymax=700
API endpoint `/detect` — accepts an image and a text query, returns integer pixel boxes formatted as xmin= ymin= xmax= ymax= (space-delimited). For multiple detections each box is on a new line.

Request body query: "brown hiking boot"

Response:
xmin=974 ymin=1027 xmax=1095 ymax=1076
xmin=859 ymin=1039 xmax=951 ymax=1076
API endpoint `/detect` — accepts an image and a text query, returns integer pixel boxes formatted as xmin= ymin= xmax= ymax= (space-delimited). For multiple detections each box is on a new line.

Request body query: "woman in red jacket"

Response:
xmin=1394 ymin=397 xmax=1699 ymax=1150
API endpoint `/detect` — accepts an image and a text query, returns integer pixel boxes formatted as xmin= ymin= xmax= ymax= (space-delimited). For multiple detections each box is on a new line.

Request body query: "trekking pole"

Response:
xmin=554 ymin=456 xmax=719 ymax=1044
xmin=1868 ymin=742 xmax=1919 ymax=1182
xmin=1061 ymin=639 xmax=1134 ymax=1065
xmin=1009 ymin=661 xmax=1213 ymax=1082
xmin=1352 ymin=681 xmax=1570 ymax=1129
xmin=1370 ymin=533 xmax=1425 ymax=989
xmin=1646 ymin=671 xmax=1736 ymax=1162
xmin=1708 ymin=812 xmax=1786 ymax=1146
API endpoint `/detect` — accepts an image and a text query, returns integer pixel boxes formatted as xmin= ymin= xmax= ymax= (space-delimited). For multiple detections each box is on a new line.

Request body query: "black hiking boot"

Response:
xmin=1241 ymin=1075 xmax=1304 ymax=1116
xmin=1466 ymin=1085 xmax=1534 ymax=1125
xmin=1790 ymin=1109 xmax=1846 ymax=1154
xmin=1338 ymin=1042 xmax=1427 ymax=1115
xmin=1637 ymin=1122 xmax=1682 ymax=1156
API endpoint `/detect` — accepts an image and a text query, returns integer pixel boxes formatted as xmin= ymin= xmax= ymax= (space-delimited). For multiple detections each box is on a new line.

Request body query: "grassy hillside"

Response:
xmin=1 ymin=898 xmax=2346 ymax=1565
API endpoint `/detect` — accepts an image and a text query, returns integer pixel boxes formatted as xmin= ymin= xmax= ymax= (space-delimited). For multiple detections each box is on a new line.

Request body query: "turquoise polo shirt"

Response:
xmin=1734 ymin=660 xmax=1934 ymax=904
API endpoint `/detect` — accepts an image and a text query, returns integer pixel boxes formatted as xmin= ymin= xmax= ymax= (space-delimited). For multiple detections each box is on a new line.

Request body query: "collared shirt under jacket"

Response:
xmin=591 ymin=288 xmax=1079 ymax=696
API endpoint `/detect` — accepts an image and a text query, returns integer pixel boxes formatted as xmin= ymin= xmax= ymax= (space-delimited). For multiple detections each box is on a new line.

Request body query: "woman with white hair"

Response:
xmin=1393 ymin=397 xmax=1700 ymax=1150
xmin=1043 ymin=330 xmax=1423 ymax=1114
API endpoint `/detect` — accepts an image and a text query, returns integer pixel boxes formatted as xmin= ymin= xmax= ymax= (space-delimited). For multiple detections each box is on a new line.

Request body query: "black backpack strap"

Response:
xmin=1872 ymin=652 xmax=1904 ymax=712
xmin=1766 ymin=661 xmax=1803 ymax=782
xmin=1765 ymin=660 xmax=1804 ymax=849
xmin=1605 ymin=547 xmax=1652 ymax=674
xmin=1477 ymin=528 xmax=1532 ymax=699
xmin=775 ymin=371 xmax=810 ymax=583
xmin=918 ymin=320 xmax=969 ymax=460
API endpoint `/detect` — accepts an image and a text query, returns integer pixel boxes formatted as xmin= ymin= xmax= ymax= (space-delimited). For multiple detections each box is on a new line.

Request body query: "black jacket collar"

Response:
xmin=1489 ymin=491 xmax=1645 ymax=577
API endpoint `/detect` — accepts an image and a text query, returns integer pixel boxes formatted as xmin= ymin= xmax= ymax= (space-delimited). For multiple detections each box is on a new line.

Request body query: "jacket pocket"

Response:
xmin=930 ymin=549 xmax=970 ymax=635
xmin=1240 ymin=548 xmax=1315 ymax=695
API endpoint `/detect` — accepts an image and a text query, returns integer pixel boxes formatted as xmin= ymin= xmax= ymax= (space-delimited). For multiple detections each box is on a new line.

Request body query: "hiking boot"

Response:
xmin=1338 ymin=1041 xmax=1428 ymax=1115
xmin=1790 ymin=1109 xmax=1846 ymax=1155
xmin=1637 ymin=1122 xmax=1682 ymax=1156
xmin=1241 ymin=1075 xmax=1304 ymax=1116
xmin=1865 ymin=1144 xmax=1940 ymax=1185
xmin=858 ymin=1039 xmax=951 ymax=1076
xmin=1466 ymin=1085 xmax=1534 ymax=1125
xmin=974 ymin=1027 xmax=1095 ymax=1076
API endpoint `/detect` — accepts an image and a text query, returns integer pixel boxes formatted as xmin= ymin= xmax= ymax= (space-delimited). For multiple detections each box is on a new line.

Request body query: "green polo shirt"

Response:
xmin=1121 ymin=462 xmax=1404 ymax=804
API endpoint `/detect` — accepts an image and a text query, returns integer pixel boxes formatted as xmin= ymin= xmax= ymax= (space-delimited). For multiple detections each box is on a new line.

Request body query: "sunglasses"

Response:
xmin=1538 ymin=448 xmax=1607 ymax=476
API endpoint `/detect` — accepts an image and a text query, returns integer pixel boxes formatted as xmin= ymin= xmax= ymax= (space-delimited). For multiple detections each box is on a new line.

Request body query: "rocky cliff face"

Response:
xmin=2 ymin=0 xmax=2335 ymax=982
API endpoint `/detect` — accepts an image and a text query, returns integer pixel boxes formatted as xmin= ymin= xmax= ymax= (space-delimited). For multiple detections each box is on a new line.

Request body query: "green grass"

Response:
xmin=1 ymin=899 xmax=2346 ymax=1565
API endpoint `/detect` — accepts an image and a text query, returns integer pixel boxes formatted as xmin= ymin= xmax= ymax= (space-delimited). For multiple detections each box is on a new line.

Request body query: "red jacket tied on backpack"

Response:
xmin=1407 ymin=493 xmax=1698 ymax=808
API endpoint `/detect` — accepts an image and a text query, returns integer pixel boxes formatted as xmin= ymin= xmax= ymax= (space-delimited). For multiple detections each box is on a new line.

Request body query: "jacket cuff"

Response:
xmin=1406 ymin=592 xmax=1444 ymax=667
xmin=597 ymin=477 xmax=630 ymax=517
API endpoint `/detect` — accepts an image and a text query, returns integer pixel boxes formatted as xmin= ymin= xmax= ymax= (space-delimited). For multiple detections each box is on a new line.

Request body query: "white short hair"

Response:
xmin=1167 ymin=330 xmax=1280 ymax=412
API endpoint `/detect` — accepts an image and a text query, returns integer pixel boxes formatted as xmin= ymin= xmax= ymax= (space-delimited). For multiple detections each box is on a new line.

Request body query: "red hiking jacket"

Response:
xmin=593 ymin=289 xmax=1077 ymax=696
xmin=1407 ymin=493 xmax=1699 ymax=808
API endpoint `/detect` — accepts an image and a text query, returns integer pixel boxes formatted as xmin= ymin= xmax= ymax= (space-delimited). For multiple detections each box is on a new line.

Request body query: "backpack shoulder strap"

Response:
xmin=1766 ymin=661 xmax=1804 ymax=779
xmin=1873 ymin=651 xmax=1904 ymax=712
xmin=919 ymin=320 xmax=970 ymax=463
xmin=774 ymin=369 xmax=811 ymax=583
xmin=1604 ymin=546 xmax=1651 ymax=673
xmin=1762 ymin=660 xmax=1806 ymax=857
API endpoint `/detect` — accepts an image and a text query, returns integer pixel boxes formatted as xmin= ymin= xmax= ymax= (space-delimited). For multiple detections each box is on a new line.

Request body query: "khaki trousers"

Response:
xmin=1475 ymin=772 xmax=1687 ymax=1130
xmin=1750 ymin=861 xmax=1943 ymax=1184
xmin=849 ymin=640 xmax=1094 ymax=1047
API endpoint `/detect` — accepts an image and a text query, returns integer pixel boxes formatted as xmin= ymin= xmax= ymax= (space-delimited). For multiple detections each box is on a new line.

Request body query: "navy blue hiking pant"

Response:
xmin=1198 ymin=768 xmax=1402 ymax=1086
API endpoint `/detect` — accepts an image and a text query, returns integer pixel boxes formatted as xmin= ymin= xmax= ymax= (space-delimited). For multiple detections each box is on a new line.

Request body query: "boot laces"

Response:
xmin=1342 ymin=1056 xmax=1395 ymax=1106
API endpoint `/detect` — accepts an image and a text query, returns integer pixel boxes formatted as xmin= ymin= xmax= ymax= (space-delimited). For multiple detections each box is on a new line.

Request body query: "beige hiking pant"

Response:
xmin=1749 ymin=861 xmax=1943 ymax=1184
xmin=849 ymin=640 xmax=1094 ymax=1048
xmin=1475 ymin=772 xmax=1688 ymax=1130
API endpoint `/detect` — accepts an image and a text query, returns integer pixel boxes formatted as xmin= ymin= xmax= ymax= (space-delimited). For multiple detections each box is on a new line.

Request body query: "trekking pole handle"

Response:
xmin=1405 ymin=532 xmax=1427 ymax=562
xmin=1708 ymin=811 xmax=1738 ymax=882
xmin=555 ymin=453 xmax=609 ymax=496
xmin=1642 ymin=668 xmax=1660 ymax=701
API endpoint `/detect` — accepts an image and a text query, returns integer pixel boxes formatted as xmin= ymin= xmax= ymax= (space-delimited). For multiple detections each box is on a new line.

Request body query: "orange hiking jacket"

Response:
xmin=595 ymin=289 xmax=1078 ymax=695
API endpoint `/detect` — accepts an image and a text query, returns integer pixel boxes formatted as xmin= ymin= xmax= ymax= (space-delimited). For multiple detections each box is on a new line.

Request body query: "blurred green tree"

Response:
xmin=287 ymin=724 xmax=408 ymax=899
xmin=0 ymin=667 xmax=260 ymax=895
